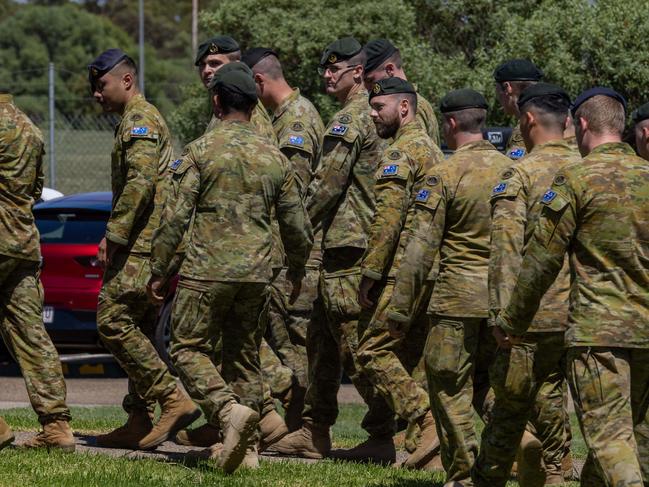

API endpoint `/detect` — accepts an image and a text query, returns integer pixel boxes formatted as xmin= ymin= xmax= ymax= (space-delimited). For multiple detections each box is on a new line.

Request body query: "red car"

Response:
xmin=32 ymin=192 xmax=175 ymax=369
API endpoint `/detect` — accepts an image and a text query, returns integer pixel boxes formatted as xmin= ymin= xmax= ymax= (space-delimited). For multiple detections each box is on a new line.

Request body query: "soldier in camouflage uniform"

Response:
xmin=269 ymin=37 xmax=389 ymax=460
xmin=487 ymin=87 xmax=649 ymax=487
xmin=471 ymin=84 xmax=581 ymax=487
xmin=362 ymin=39 xmax=440 ymax=147
xmin=386 ymin=89 xmax=511 ymax=486
xmin=243 ymin=47 xmax=325 ymax=431
xmin=493 ymin=59 xmax=543 ymax=161
xmin=148 ymin=64 xmax=312 ymax=472
xmin=328 ymin=77 xmax=443 ymax=466
xmin=89 ymin=49 xmax=199 ymax=451
xmin=0 ymin=90 xmax=74 ymax=452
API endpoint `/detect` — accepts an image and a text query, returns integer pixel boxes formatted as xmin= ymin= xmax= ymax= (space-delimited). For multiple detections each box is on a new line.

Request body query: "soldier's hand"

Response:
xmin=288 ymin=276 xmax=303 ymax=305
xmin=387 ymin=319 xmax=405 ymax=339
xmin=97 ymin=237 xmax=107 ymax=269
xmin=358 ymin=276 xmax=376 ymax=309
xmin=146 ymin=276 xmax=166 ymax=306
xmin=492 ymin=326 xmax=512 ymax=349
xmin=507 ymin=333 xmax=523 ymax=346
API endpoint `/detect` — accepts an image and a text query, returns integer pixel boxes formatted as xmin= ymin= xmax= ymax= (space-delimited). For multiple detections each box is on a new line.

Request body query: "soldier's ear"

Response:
xmin=385 ymin=63 xmax=395 ymax=77
xmin=642 ymin=125 xmax=649 ymax=142
xmin=122 ymin=71 xmax=134 ymax=90
xmin=353 ymin=64 xmax=364 ymax=82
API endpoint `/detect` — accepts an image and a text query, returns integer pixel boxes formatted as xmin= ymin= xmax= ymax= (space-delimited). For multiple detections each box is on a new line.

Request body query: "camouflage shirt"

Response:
xmin=387 ymin=140 xmax=511 ymax=322
xmin=506 ymin=123 xmax=527 ymax=161
xmin=0 ymin=94 xmax=44 ymax=262
xmin=361 ymin=121 xmax=443 ymax=281
xmin=150 ymin=120 xmax=312 ymax=283
xmin=107 ymin=94 xmax=173 ymax=253
xmin=306 ymin=88 xmax=385 ymax=251
xmin=416 ymin=92 xmax=440 ymax=148
xmin=498 ymin=142 xmax=649 ymax=348
xmin=489 ymin=140 xmax=581 ymax=333
xmin=206 ymin=101 xmax=278 ymax=145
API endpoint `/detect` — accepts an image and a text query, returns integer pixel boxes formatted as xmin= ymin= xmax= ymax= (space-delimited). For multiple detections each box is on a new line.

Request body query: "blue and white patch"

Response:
xmin=288 ymin=135 xmax=304 ymax=147
xmin=492 ymin=182 xmax=507 ymax=195
xmin=542 ymin=190 xmax=557 ymax=204
xmin=329 ymin=124 xmax=348 ymax=136
xmin=131 ymin=126 xmax=149 ymax=136
xmin=509 ymin=148 xmax=526 ymax=159
xmin=415 ymin=189 xmax=430 ymax=202
xmin=170 ymin=159 xmax=182 ymax=170
xmin=382 ymin=164 xmax=398 ymax=176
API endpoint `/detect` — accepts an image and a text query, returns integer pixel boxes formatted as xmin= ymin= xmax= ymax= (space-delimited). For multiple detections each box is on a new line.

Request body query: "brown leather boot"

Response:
xmin=96 ymin=409 xmax=153 ymax=449
xmin=0 ymin=417 xmax=15 ymax=450
xmin=22 ymin=419 xmax=75 ymax=452
xmin=266 ymin=421 xmax=331 ymax=459
xmin=215 ymin=401 xmax=259 ymax=474
xmin=138 ymin=387 xmax=201 ymax=450
xmin=174 ymin=423 xmax=221 ymax=447
xmin=259 ymin=409 xmax=288 ymax=452
xmin=404 ymin=410 xmax=441 ymax=469
xmin=517 ymin=430 xmax=546 ymax=487
xmin=329 ymin=435 xmax=396 ymax=464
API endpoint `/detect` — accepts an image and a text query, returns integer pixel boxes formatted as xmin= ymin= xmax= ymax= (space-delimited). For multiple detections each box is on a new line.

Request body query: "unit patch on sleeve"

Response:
xmin=381 ymin=164 xmax=399 ymax=176
xmin=329 ymin=124 xmax=348 ymax=136
xmin=415 ymin=189 xmax=430 ymax=202
xmin=287 ymin=135 xmax=305 ymax=147
xmin=131 ymin=126 xmax=150 ymax=137
xmin=508 ymin=148 xmax=526 ymax=159
xmin=492 ymin=182 xmax=508 ymax=195
xmin=542 ymin=190 xmax=557 ymax=204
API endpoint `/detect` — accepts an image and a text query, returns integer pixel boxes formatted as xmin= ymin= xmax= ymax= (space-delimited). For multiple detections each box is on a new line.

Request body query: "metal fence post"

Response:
xmin=48 ymin=62 xmax=56 ymax=189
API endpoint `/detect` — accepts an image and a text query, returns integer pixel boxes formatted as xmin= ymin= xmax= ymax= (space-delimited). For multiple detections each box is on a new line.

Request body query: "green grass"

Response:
xmin=0 ymin=405 xmax=583 ymax=487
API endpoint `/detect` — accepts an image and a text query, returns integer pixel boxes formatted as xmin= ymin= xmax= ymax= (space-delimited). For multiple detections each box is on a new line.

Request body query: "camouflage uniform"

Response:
xmin=357 ymin=121 xmax=444 ymax=425
xmin=96 ymin=93 xmax=177 ymax=414
xmin=150 ymin=120 xmax=312 ymax=421
xmin=472 ymin=140 xmax=581 ymax=486
xmin=496 ymin=142 xmax=649 ymax=486
xmin=205 ymin=101 xmax=277 ymax=144
xmin=0 ymin=94 xmax=70 ymax=424
xmin=415 ymin=92 xmax=441 ymax=148
xmin=387 ymin=140 xmax=511 ymax=483
xmin=506 ymin=123 xmax=527 ymax=161
xmin=302 ymin=88 xmax=390 ymax=435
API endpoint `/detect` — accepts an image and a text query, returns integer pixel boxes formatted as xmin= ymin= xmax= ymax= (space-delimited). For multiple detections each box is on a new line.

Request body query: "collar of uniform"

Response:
xmin=529 ymin=139 xmax=570 ymax=154
xmin=122 ymin=93 xmax=146 ymax=117
xmin=589 ymin=141 xmax=636 ymax=156
xmin=0 ymin=94 xmax=13 ymax=104
xmin=344 ymin=86 xmax=369 ymax=107
xmin=273 ymin=88 xmax=300 ymax=120
xmin=455 ymin=139 xmax=495 ymax=152
xmin=394 ymin=119 xmax=422 ymax=141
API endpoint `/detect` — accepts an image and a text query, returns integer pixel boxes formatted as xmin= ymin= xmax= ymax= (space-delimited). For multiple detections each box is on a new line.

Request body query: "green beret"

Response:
xmin=195 ymin=36 xmax=240 ymax=66
xmin=631 ymin=102 xmax=649 ymax=124
xmin=320 ymin=37 xmax=362 ymax=67
xmin=440 ymin=89 xmax=488 ymax=113
xmin=368 ymin=77 xmax=415 ymax=100
xmin=493 ymin=59 xmax=544 ymax=83
xmin=517 ymin=83 xmax=571 ymax=111
xmin=208 ymin=62 xmax=257 ymax=101
xmin=363 ymin=39 xmax=398 ymax=74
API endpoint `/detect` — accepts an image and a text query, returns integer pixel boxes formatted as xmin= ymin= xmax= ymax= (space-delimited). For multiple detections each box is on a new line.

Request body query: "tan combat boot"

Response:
xmin=329 ymin=435 xmax=396 ymax=464
xmin=516 ymin=430 xmax=546 ymax=487
xmin=259 ymin=409 xmax=288 ymax=452
xmin=404 ymin=410 xmax=441 ymax=469
xmin=22 ymin=419 xmax=75 ymax=452
xmin=266 ymin=421 xmax=331 ymax=459
xmin=0 ymin=417 xmax=15 ymax=450
xmin=240 ymin=444 xmax=260 ymax=469
xmin=96 ymin=409 xmax=153 ymax=449
xmin=174 ymin=423 xmax=221 ymax=447
xmin=138 ymin=386 xmax=201 ymax=450
xmin=215 ymin=401 xmax=259 ymax=474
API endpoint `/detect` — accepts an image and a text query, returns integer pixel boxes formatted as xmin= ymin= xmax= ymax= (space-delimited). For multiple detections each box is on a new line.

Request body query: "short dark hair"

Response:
xmin=215 ymin=85 xmax=256 ymax=115
xmin=253 ymin=54 xmax=284 ymax=80
xmin=112 ymin=56 xmax=138 ymax=79
xmin=520 ymin=94 xmax=570 ymax=130
xmin=404 ymin=92 xmax=417 ymax=113
xmin=378 ymin=50 xmax=402 ymax=71
xmin=348 ymin=50 xmax=367 ymax=69
xmin=502 ymin=80 xmax=536 ymax=96
xmin=443 ymin=108 xmax=486 ymax=133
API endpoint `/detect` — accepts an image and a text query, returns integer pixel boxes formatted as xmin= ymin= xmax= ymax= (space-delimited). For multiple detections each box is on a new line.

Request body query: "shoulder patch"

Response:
xmin=338 ymin=114 xmax=352 ymax=124
xmin=388 ymin=150 xmax=402 ymax=160
xmin=170 ymin=159 xmax=182 ymax=171
xmin=381 ymin=164 xmax=399 ymax=177
xmin=287 ymin=135 xmax=305 ymax=147
xmin=542 ymin=190 xmax=557 ymax=204
xmin=426 ymin=175 xmax=439 ymax=186
xmin=131 ymin=126 xmax=150 ymax=137
xmin=291 ymin=121 xmax=305 ymax=131
xmin=553 ymin=174 xmax=567 ymax=186
xmin=415 ymin=188 xmax=430 ymax=202
xmin=492 ymin=182 xmax=508 ymax=195
xmin=329 ymin=124 xmax=348 ymax=136
xmin=501 ymin=169 xmax=515 ymax=179
xmin=508 ymin=148 xmax=526 ymax=160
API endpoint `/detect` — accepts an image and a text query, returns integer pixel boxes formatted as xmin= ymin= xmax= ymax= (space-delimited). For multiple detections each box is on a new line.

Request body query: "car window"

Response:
xmin=35 ymin=210 xmax=108 ymax=244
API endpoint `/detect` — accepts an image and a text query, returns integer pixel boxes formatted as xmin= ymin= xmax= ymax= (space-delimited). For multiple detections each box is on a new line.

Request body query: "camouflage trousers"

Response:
xmin=0 ymin=256 xmax=70 ymax=424
xmin=567 ymin=347 xmax=649 ymax=487
xmin=170 ymin=280 xmax=267 ymax=424
xmin=97 ymin=251 xmax=176 ymax=413
xmin=357 ymin=280 xmax=433 ymax=424
xmin=472 ymin=332 xmax=571 ymax=486
xmin=303 ymin=248 xmax=395 ymax=437
xmin=425 ymin=315 xmax=496 ymax=483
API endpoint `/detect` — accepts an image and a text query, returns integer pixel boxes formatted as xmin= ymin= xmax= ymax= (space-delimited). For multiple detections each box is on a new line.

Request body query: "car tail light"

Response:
xmin=74 ymin=256 xmax=101 ymax=268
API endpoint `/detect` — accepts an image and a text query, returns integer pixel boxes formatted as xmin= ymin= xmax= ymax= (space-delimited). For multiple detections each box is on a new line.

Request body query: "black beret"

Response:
xmin=440 ymin=89 xmax=488 ymax=113
xmin=242 ymin=47 xmax=278 ymax=69
xmin=517 ymin=83 xmax=571 ymax=111
xmin=631 ymin=101 xmax=649 ymax=124
xmin=88 ymin=48 xmax=129 ymax=84
xmin=320 ymin=37 xmax=362 ymax=67
xmin=493 ymin=59 xmax=544 ymax=83
xmin=195 ymin=36 xmax=240 ymax=66
xmin=368 ymin=77 xmax=415 ymax=100
xmin=571 ymin=86 xmax=627 ymax=117
xmin=363 ymin=39 xmax=398 ymax=74
xmin=208 ymin=62 xmax=257 ymax=101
